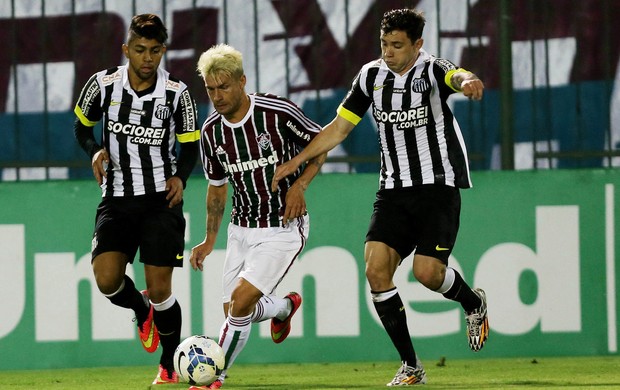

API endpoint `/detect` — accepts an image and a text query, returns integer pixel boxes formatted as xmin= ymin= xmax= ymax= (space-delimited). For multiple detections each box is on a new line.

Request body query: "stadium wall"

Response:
xmin=2 ymin=0 xmax=620 ymax=178
xmin=0 ymin=169 xmax=618 ymax=370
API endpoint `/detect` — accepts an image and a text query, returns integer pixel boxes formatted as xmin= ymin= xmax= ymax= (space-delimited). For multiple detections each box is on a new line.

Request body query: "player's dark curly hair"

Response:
xmin=128 ymin=14 xmax=168 ymax=44
xmin=381 ymin=8 xmax=425 ymax=42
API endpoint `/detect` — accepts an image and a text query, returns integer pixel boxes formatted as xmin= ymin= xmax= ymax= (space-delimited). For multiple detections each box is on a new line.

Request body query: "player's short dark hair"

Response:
xmin=128 ymin=14 xmax=168 ymax=44
xmin=381 ymin=8 xmax=425 ymax=42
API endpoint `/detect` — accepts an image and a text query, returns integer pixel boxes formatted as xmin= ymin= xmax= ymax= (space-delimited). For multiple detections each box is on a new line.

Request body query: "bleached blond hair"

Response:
xmin=196 ymin=43 xmax=244 ymax=81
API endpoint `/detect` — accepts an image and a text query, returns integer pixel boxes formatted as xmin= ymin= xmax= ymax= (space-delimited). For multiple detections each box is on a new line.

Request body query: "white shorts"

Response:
xmin=221 ymin=214 xmax=309 ymax=302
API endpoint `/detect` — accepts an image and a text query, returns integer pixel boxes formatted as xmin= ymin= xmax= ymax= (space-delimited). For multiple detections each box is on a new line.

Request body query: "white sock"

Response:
xmin=151 ymin=294 xmax=175 ymax=311
xmin=219 ymin=313 xmax=252 ymax=372
xmin=250 ymin=295 xmax=290 ymax=322
xmin=371 ymin=287 xmax=398 ymax=303
xmin=435 ymin=267 xmax=456 ymax=294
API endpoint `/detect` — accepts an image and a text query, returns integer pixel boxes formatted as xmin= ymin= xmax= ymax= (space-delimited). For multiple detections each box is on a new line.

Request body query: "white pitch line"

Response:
xmin=606 ymin=183 xmax=617 ymax=353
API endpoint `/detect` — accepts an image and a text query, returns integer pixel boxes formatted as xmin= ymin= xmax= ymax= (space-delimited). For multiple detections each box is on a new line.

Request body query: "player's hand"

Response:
xmin=165 ymin=176 xmax=184 ymax=208
xmin=282 ymin=182 xmax=307 ymax=225
xmin=461 ymin=78 xmax=484 ymax=100
xmin=189 ymin=240 xmax=213 ymax=271
xmin=91 ymin=148 xmax=109 ymax=186
xmin=271 ymin=158 xmax=302 ymax=192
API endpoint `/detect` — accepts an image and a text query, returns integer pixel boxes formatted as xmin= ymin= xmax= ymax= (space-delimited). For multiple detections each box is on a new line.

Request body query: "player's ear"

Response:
xmin=122 ymin=44 xmax=129 ymax=59
xmin=415 ymin=38 xmax=424 ymax=50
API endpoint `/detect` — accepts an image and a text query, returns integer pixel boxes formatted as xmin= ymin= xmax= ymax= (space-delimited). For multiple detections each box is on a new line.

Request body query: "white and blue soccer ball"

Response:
xmin=173 ymin=335 xmax=225 ymax=385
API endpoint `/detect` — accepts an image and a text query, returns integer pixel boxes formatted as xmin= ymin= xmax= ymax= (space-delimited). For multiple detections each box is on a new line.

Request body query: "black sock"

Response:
xmin=107 ymin=275 xmax=149 ymax=323
xmin=373 ymin=290 xmax=416 ymax=366
xmin=153 ymin=299 xmax=182 ymax=369
xmin=442 ymin=270 xmax=481 ymax=313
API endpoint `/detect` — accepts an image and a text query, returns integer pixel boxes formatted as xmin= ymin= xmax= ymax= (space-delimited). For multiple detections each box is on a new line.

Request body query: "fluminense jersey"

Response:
xmin=200 ymin=93 xmax=321 ymax=228
xmin=338 ymin=49 xmax=472 ymax=190
xmin=74 ymin=64 xmax=199 ymax=197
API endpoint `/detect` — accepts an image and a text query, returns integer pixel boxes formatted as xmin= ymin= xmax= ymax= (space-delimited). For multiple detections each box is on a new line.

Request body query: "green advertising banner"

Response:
xmin=0 ymin=169 xmax=618 ymax=370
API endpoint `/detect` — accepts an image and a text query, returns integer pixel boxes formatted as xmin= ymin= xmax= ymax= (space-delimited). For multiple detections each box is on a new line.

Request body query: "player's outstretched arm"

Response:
xmin=451 ymin=70 xmax=484 ymax=100
xmin=271 ymin=116 xmax=355 ymax=192
xmin=190 ymin=183 xmax=227 ymax=271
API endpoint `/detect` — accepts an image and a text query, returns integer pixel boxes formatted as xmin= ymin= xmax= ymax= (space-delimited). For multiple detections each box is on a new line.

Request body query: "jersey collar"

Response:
xmin=120 ymin=64 xmax=167 ymax=99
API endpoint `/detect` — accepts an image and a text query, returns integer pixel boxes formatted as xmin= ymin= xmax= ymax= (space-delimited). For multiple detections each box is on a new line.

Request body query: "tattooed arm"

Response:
xmin=189 ymin=183 xmax=228 ymax=271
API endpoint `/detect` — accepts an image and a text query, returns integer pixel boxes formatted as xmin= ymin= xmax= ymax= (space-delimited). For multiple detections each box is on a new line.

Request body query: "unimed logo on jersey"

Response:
xmin=372 ymin=105 xmax=429 ymax=130
xmin=222 ymin=150 xmax=278 ymax=174
xmin=107 ymin=120 xmax=166 ymax=146
xmin=286 ymin=120 xmax=311 ymax=141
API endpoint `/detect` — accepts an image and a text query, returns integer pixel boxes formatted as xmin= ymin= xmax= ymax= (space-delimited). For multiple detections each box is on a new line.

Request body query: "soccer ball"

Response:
xmin=173 ymin=335 xmax=225 ymax=385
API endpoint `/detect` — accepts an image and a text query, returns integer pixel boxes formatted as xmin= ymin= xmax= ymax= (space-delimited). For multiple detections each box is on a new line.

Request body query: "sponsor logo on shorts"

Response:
xmin=91 ymin=233 xmax=98 ymax=252
xmin=435 ymin=245 xmax=450 ymax=251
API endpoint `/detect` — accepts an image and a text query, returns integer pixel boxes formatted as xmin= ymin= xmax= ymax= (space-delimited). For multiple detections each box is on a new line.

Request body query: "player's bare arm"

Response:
xmin=190 ymin=183 xmax=227 ymax=271
xmin=165 ymin=176 xmax=184 ymax=208
xmin=271 ymin=116 xmax=354 ymax=192
xmin=91 ymin=148 xmax=109 ymax=186
xmin=451 ymin=71 xmax=484 ymax=100
xmin=282 ymin=152 xmax=327 ymax=223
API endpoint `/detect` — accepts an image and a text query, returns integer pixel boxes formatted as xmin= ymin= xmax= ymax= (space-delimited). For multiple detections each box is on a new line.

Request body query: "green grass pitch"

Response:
xmin=0 ymin=356 xmax=618 ymax=389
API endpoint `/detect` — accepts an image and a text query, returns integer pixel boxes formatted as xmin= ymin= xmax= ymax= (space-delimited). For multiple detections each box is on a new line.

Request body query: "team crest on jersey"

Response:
xmin=412 ymin=78 xmax=430 ymax=93
xmin=256 ymin=133 xmax=272 ymax=150
xmin=155 ymin=104 xmax=172 ymax=120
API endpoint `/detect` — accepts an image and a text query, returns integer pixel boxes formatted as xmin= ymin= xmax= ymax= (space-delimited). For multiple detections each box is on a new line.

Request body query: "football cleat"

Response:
xmin=465 ymin=288 xmax=489 ymax=352
xmin=137 ymin=290 xmax=159 ymax=353
xmin=189 ymin=380 xmax=223 ymax=390
xmin=271 ymin=292 xmax=302 ymax=344
xmin=387 ymin=360 xmax=427 ymax=386
xmin=152 ymin=364 xmax=179 ymax=385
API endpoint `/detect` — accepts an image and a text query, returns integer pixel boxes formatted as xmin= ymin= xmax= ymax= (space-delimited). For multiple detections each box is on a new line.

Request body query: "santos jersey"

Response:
xmin=74 ymin=64 xmax=199 ymax=197
xmin=338 ymin=49 xmax=472 ymax=190
xmin=200 ymin=93 xmax=321 ymax=228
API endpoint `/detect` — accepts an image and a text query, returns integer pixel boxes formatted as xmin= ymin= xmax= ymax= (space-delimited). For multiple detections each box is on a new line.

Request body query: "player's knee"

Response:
xmin=147 ymin=286 xmax=172 ymax=304
xmin=413 ymin=266 xmax=443 ymax=290
xmin=365 ymin=266 xmax=391 ymax=291
xmin=95 ymin=275 xmax=122 ymax=296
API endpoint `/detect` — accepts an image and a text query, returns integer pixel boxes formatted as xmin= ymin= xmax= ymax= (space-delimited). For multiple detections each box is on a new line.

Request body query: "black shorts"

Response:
xmin=91 ymin=193 xmax=186 ymax=267
xmin=365 ymin=185 xmax=461 ymax=263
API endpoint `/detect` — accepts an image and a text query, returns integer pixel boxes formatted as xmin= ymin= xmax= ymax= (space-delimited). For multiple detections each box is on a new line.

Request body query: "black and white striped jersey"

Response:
xmin=338 ymin=49 xmax=472 ymax=190
xmin=74 ymin=64 xmax=199 ymax=197
xmin=200 ymin=93 xmax=321 ymax=228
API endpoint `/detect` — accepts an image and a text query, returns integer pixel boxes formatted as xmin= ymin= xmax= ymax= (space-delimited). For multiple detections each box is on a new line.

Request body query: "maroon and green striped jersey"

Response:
xmin=200 ymin=93 xmax=321 ymax=228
